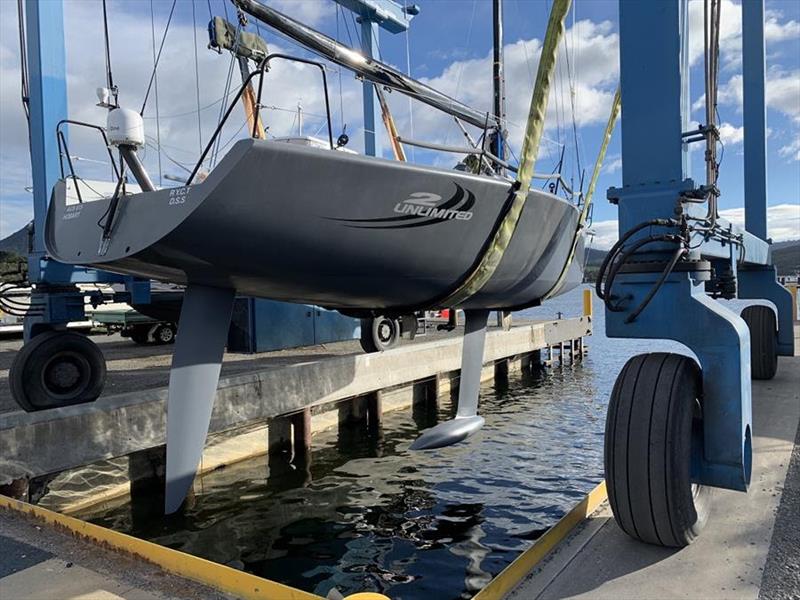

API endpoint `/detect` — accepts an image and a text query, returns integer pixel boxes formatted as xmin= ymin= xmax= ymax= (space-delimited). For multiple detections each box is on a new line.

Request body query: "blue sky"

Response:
xmin=1 ymin=0 xmax=798 ymax=245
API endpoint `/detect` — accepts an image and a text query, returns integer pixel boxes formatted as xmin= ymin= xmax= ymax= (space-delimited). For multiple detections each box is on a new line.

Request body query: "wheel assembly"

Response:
xmin=360 ymin=316 xmax=400 ymax=353
xmin=605 ymin=352 xmax=711 ymax=547
xmin=129 ymin=324 xmax=152 ymax=345
xmin=10 ymin=331 xmax=106 ymax=412
xmin=153 ymin=323 xmax=177 ymax=345
xmin=741 ymin=305 xmax=778 ymax=380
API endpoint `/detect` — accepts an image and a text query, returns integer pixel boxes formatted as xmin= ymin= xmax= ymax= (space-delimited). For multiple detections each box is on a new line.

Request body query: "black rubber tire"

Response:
xmin=359 ymin=316 xmax=400 ymax=353
xmin=129 ymin=325 xmax=151 ymax=345
xmin=605 ymin=352 xmax=712 ymax=547
xmin=741 ymin=305 xmax=778 ymax=380
xmin=153 ymin=323 xmax=176 ymax=345
xmin=9 ymin=331 xmax=106 ymax=412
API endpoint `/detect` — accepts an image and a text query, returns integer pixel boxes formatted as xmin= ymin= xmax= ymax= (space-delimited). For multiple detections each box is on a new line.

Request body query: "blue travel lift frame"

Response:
xmin=608 ymin=0 xmax=794 ymax=493
xmin=23 ymin=0 xmax=149 ymax=340
xmin=331 ymin=0 xmax=418 ymax=157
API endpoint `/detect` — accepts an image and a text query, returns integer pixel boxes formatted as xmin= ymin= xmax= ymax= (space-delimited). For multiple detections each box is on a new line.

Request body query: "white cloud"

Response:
xmin=779 ymin=138 xmax=800 ymax=161
xmin=715 ymin=70 xmax=800 ymax=124
xmin=718 ymin=122 xmax=744 ymax=145
xmin=720 ymin=203 xmax=800 ymax=242
xmin=269 ymin=0 xmax=333 ymax=27
xmin=603 ymin=155 xmax=622 ymax=175
xmin=586 ymin=219 xmax=619 ymax=250
xmin=765 ymin=14 xmax=800 ymax=43
xmin=589 ymin=203 xmax=800 ymax=250
xmin=687 ymin=1 xmax=800 ymax=70
xmin=387 ymin=19 xmax=620 ymax=163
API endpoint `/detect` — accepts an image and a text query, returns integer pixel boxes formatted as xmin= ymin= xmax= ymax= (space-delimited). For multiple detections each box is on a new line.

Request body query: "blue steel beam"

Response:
xmin=23 ymin=0 xmax=145 ymax=341
xmin=610 ymin=0 xmax=756 ymax=493
xmin=333 ymin=0 xmax=416 ymax=157
xmin=25 ymin=0 xmax=68 ymax=283
xmin=741 ymin=0 xmax=768 ymax=240
xmin=333 ymin=0 xmax=414 ymax=34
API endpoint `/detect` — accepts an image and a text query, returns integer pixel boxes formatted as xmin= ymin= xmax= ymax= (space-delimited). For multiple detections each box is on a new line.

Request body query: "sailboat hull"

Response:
xmin=46 ymin=139 xmax=583 ymax=310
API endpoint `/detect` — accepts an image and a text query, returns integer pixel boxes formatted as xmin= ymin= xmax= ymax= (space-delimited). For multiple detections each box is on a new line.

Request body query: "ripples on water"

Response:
xmin=79 ymin=286 xmax=686 ymax=599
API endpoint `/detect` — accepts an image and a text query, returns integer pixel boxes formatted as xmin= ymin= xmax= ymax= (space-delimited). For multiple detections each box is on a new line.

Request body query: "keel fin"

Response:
xmin=410 ymin=309 xmax=489 ymax=450
xmin=164 ymin=284 xmax=235 ymax=514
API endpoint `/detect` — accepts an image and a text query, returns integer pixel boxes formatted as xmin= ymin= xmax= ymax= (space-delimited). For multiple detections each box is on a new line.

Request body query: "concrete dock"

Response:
xmin=1 ymin=508 xmax=231 ymax=600
xmin=0 ymin=315 xmax=590 ymax=505
xmin=498 ymin=354 xmax=800 ymax=599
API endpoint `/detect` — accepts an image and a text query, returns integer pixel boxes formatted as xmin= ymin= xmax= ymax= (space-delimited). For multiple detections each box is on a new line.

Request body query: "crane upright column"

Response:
xmin=359 ymin=18 xmax=382 ymax=157
xmin=741 ymin=0 xmax=768 ymax=240
xmin=24 ymin=0 xmax=68 ymax=284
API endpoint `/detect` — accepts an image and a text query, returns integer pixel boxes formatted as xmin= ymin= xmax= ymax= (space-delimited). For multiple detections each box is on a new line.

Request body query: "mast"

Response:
xmin=233 ymin=0 xmax=491 ymax=129
xmin=491 ymin=0 xmax=506 ymax=170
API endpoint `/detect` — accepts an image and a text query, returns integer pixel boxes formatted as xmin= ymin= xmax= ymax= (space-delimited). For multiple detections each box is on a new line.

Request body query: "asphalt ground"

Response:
xmin=759 ymin=416 xmax=800 ymax=600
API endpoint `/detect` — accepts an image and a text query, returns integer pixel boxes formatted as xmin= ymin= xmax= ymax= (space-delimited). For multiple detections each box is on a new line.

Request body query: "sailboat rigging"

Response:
xmin=35 ymin=0 xmax=622 ymax=514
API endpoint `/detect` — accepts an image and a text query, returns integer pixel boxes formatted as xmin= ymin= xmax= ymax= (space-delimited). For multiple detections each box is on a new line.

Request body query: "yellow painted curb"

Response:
xmin=0 ymin=495 xmax=322 ymax=600
xmin=473 ymin=480 xmax=607 ymax=600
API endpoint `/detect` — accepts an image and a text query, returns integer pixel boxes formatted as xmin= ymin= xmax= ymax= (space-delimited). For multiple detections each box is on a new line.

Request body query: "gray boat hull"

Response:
xmin=46 ymin=139 xmax=583 ymax=310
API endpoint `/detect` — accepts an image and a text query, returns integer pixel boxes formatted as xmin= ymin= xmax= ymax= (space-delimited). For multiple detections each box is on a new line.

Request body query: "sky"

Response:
xmin=0 ymin=0 xmax=798 ymax=248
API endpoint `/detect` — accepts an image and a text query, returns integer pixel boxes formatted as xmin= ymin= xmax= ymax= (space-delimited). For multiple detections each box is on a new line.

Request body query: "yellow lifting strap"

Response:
xmin=439 ymin=0 xmax=572 ymax=307
xmin=542 ymin=86 xmax=621 ymax=300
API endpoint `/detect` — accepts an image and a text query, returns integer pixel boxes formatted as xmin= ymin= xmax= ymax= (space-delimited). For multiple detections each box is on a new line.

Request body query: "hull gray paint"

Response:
xmin=46 ymin=139 xmax=583 ymax=310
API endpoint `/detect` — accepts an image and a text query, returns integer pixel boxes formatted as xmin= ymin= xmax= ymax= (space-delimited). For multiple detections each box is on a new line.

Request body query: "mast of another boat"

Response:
xmin=491 ymin=0 xmax=507 ymax=177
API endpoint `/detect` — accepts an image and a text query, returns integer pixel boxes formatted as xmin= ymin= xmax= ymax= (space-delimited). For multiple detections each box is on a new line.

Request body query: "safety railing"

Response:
xmin=187 ymin=53 xmax=334 ymax=185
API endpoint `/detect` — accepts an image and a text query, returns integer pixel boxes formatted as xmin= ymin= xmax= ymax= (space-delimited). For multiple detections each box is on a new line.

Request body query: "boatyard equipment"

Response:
xmin=600 ymin=0 xmax=794 ymax=547
xmin=41 ymin=0 xmax=586 ymax=513
xmin=7 ymin=0 xmax=152 ymax=411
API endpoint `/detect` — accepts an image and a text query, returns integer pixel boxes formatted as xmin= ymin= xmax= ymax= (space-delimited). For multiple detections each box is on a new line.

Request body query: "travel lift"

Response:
xmin=10 ymin=0 xmax=153 ymax=411
xmin=602 ymin=0 xmax=794 ymax=546
xmin=11 ymin=0 xmax=794 ymax=546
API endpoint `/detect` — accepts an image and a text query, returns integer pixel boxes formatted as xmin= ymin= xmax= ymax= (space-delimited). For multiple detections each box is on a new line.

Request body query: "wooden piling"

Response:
xmin=268 ymin=416 xmax=292 ymax=456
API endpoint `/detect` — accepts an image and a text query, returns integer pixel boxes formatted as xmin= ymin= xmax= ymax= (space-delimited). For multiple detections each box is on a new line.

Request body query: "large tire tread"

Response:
xmin=741 ymin=305 xmax=778 ymax=380
xmin=605 ymin=352 xmax=710 ymax=547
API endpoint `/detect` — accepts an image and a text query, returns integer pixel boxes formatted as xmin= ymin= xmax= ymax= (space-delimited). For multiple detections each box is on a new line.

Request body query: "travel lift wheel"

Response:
xmin=360 ymin=316 xmax=400 ymax=353
xmin=9 ymin=331 xmax=106 ymax=412
xmin=741 ymin=305 xmax=778 ymax=380
xmin=605 ymin=352 xmax=712 ymax=547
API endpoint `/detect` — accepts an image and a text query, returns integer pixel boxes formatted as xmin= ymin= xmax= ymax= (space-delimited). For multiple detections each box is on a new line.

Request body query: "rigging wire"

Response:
xmin=16 ymin=0 xmax=29 ymax=122
xmin=101 ymin=0 xmax=117 ymax=104
xmin=141 ymin=89 xmax=239 ymax=120
xmin=445 ymin=0 xmax=478 ymax=146
xmin=335 ymin=4 xmax=345 ymax=127
xmin=210 ymin=21 xmax=239 ymax=168
xmin=192 ymin=0 xmax=204 ymax=154
xmin=562 ymin=11 xmax=582 ymax=193
xmin=140 ymin=0 xmax=177 ymax=116
xmin=403 ymin=0 xmax=416 ymax=160
xmin=149 ymin=0 xmax=165 ymax=187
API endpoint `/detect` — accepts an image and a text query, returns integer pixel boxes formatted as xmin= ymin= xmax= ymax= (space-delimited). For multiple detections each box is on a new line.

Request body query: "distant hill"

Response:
xmin=584 ymin=239 xmax=799 ymax=279
xmin=772 ymin=240 xmax=799 ymax=276
xmin=0 ymin=224 xmax=29 ymax=256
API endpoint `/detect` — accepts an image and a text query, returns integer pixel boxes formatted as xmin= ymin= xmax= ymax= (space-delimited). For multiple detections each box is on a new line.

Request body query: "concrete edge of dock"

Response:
xmin=0 ymin=494 xmax=325 ymax=600
xmin=473 ymin=482 xmax=608 ymax=600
